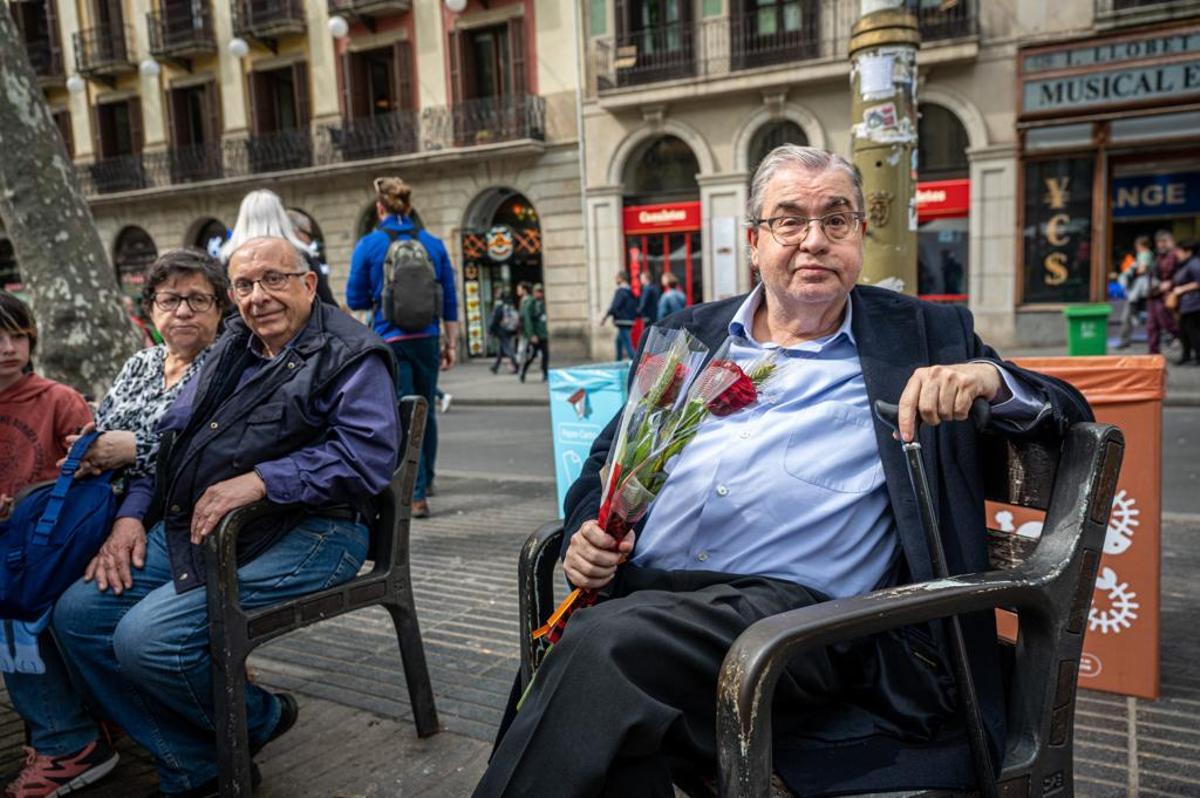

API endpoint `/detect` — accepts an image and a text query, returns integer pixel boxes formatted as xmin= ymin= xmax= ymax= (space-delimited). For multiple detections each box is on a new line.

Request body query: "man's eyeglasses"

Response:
xmin=231 ymin=270 xmax=307 ymax=297
xmin=753 ymin=211 xmax=866 ymax=246
xmin=151 ymin=293 xmax=218 ymax=313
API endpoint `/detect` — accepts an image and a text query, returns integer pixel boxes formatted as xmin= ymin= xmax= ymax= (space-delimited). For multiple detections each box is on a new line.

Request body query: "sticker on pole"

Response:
xmin=857 ymin=53 xmax=896 ymax=101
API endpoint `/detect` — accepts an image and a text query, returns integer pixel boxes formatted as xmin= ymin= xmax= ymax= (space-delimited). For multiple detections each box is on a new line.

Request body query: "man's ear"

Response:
xmin=303 ymin=271 xmax=318 ymax=296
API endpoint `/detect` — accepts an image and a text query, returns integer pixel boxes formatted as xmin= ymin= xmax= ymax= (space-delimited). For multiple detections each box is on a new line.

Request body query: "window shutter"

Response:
xmin=46 ymin=0 xmax=62 ymax=66
xmin=246 ymin=70 xmax=262 ymax=135
xmin=340 ymin=50 xmax=353 ymax=118
xmin=54 ymin=110 xmax=75 ymax=159
xmin=292 ymin=62 xmax=310 ymax=128
xmin=507 ymin=18 xmax=527 ymax=98
xmin=89 ymin=103 xmax=104 ymax=159
xmin=614 ymin=0 xmax=627 ymax=37
xmin=448 ymin=29 xmax=465 ymax=105
xmin=203 ymin=80 xmax=222 ymax=144
xmin=128 ymin=98 xmax=143 ymax=153
xmin=393 ymin=40 xmax=414 ymax=110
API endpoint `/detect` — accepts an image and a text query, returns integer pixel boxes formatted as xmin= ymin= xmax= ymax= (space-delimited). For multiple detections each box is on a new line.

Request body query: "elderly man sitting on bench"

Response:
xmin=52 ymin=237 xmax=399 ymax=798
xmin=475 ymin=146 xmax=1093 ymax=798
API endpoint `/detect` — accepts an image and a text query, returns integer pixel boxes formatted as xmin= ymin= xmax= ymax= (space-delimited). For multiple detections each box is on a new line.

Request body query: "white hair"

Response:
xmin=746 ymin=145 xmax=864 ymax=224
xmin=220 ymin=189 xmax=316 ymax=265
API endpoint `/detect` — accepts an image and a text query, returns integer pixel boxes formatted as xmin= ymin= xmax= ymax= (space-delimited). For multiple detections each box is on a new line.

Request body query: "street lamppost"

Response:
xmin=849 ymin=0 xmax=920 ymax=293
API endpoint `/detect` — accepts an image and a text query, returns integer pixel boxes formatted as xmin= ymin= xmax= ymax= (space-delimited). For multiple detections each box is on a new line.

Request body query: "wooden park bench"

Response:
xmin=519 ymin=421 xmax=1123 ymax=797
xmin=206 ymin=396 xmax=440 ymax=798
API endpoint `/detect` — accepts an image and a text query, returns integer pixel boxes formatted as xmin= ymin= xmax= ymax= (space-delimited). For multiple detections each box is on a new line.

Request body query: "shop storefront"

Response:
xmin=622 ymin=201 xmax=704 ymax=303
xmin=916 ymin=178 xmax=970 ymax=302
xmin=1017 ymin=23 xmax=1200 ymax=309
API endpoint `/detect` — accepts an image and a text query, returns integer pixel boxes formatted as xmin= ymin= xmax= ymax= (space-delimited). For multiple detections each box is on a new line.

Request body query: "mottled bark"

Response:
xmin=0 ymin=7 xmax=139 ymax=400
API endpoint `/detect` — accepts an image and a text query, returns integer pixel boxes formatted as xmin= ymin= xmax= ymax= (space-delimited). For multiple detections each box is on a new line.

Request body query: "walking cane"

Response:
xmin=873 ymin=397 xmax=999 ymax=798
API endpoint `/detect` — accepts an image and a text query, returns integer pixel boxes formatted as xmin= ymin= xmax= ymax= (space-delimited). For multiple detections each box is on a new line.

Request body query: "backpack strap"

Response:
xmin=29 ymin=430 xmax=103 ymax=549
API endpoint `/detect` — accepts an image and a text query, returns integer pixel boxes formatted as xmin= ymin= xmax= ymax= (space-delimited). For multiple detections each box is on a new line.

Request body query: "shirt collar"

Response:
xmin=727 ymin=283 xmax=856 ymax=354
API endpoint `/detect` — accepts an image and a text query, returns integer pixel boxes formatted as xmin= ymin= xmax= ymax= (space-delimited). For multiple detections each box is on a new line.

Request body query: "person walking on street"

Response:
xmin=600 ymin=273 xmax=638 ymax=360
xmin=658 ymin=273 xmax=687 ymax=319
xmin=637 ymin=271 xmax=660 ymax=326
xmin=346 ymin=177 xmax=458 ymax=519
xmin=1116 ymin=236 xmax=1153 ymax=349
xmin=489 ymin=290 xmax=521 ymax=374
xmin=1147 ymin=229 xmax=1180 ymax=355
xmin=1171 ymin=240 xmax=1200 ymax=365
xmin=520 ymin=284 xmax=550 ymax=383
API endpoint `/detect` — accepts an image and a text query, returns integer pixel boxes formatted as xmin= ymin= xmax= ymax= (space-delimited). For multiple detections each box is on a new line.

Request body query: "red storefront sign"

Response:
xmin=916 ymin=178 xmax=970 ymax=220
xmin=622 ymin=201 xmax=702 ymax=234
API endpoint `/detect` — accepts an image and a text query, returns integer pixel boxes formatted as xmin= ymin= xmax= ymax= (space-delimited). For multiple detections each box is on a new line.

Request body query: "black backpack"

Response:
xmin=377 ymin=225 xmax=443 ymax=331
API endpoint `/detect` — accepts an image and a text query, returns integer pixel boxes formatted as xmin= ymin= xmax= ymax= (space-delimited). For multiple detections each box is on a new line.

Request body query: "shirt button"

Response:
xmin=170 ymin=504 xmax=181 ymax=513
xmin=716 ymin=485 xmax=729 ymax=496
xmin=739 ymin=431 xmax=751 ymax=439
xmin=697 ymin=551 xmax=709 ymax=562
xmin=179 ymin=573 xmax=189 ymax=581
xmin=209 ymin=421 xmax=219 ymax=430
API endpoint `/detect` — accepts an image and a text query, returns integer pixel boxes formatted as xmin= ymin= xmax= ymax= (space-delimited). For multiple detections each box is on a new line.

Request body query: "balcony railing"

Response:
xmin=916 ymin=0 xmax=977 ymax=42
xmin=232 ymin=0 xmax=307 ymax=40
xmin=24 ymin=37 xmax=64 ymax=83
xmin=730 ymin=0 xmax=820 ymax=71
xmin=77 ymin=96 xmax=546 ymax=196
xmin=611 ymin=21 xmax=696 ymax=87
xmin=326 ymin=0 xmax=412 ymax=17
xmin=148 ymin=2 xmax=217 ymax=61
xmin=74 ymin=24 xmax=136 ymax=77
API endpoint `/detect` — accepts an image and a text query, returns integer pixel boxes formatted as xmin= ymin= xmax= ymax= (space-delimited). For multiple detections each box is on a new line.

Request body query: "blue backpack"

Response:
xmin=0 ymin=432 xmax=118 ymax=622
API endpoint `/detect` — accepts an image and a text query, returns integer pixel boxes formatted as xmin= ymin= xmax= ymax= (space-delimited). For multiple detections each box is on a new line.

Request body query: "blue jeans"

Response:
xmin=390 ymin=336 xmax=440 ymax=500
xmin=52 ymin=516 xmax=367 ymax=793
xmin=3 ymin=636 xmax=97 ymax=756
xmin=615 ymin=326 xmax=635 ymax=360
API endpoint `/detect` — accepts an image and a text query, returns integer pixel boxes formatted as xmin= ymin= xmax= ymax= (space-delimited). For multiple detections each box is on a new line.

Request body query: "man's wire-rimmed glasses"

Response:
xmin=753 ymin=211 xmax=866 ymax=246
xmin=231 ymin=270 xmax=308 ymax=298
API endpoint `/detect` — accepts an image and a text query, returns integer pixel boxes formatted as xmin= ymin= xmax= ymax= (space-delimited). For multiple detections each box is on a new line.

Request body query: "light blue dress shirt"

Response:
xmin=631 ymin=286 xmax=1045 ymax=599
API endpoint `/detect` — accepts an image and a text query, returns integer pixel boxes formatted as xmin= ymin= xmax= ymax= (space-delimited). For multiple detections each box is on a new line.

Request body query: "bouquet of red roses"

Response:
xmin=532 ymin=334 xmax=780 ymax=644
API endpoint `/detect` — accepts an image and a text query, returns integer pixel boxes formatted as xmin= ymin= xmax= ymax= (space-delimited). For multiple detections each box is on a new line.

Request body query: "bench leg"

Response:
xmin=385 ymin=586 xmax=439 ymax=738
xmin=212 ymin=644 xmax=254 ymax=798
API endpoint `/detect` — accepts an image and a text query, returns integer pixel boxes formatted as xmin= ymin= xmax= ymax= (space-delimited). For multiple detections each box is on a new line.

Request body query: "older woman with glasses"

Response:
xmin=2 ymin=248 xmax=229 ymax=798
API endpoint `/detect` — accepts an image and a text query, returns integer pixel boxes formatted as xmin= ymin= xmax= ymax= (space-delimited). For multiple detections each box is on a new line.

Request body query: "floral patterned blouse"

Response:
xmin=94 ymin=345 xmax=208 ymax=477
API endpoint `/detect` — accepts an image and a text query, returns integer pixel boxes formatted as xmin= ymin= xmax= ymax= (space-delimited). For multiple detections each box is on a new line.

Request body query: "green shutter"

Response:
xmin=703 ymin=0 xmax=722 ymax=17
xmin=589 ymin=0 xmax=607 ymax=35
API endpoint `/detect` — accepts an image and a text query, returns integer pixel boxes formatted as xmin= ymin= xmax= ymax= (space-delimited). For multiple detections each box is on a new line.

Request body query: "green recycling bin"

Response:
xmin=1063 ymin=304 xmax=1112 ymax=356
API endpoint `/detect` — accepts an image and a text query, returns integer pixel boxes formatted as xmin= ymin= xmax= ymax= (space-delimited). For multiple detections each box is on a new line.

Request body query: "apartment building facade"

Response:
xmin=578 ymin=0 xmax=1200 ymax=349
xmin=3 ymin=0 xmax=589 ymax=359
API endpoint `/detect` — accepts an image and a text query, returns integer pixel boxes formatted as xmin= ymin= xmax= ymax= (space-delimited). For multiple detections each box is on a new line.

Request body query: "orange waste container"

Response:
xmin=987 ymin=355 xmax=1165 ymax=699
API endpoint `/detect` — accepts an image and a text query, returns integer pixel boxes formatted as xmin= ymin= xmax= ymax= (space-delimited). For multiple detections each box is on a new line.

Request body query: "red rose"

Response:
xmin=704 ymin=360 xmax=757 ymax=416
xmin=635 ymin=355 xmax=685 ymax=407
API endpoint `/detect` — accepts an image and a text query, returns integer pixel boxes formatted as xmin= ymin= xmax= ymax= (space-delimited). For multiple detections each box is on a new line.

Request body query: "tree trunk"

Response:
xmin=0 ymin=7 xmax=140 ymax=400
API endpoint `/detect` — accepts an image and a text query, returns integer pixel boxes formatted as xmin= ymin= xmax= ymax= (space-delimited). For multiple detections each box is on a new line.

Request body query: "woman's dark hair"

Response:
xmin=1178 ymin=239 xmax=1198 ymax=256
xmin=0 ymin=291 xmax=37 ymax=357
xmin=141 ymin=248 xmax=232 ymax=317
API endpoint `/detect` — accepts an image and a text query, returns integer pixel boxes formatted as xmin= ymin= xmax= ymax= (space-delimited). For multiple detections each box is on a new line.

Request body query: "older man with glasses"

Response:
xmin=52 ymin=237 xmax=399 ymax=798
xmin=477 ymin=146 xmax=1093 ymax=798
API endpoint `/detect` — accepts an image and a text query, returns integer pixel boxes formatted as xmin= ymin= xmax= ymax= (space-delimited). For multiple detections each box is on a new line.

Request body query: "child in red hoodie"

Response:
xmin=0 ymin=292 xmax=92 ymax=519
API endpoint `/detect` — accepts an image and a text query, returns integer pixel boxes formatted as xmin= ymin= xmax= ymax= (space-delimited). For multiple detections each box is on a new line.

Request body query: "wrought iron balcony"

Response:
xmin=85 ymin=154 xmax=148 ymax=195
xmin=611 ymin=21 xmax=696 ymax=87
xmin=439 ymin=94 xmax=547 ymax=149
xmin=73 ymin=25 xmax=136 ymax=80
xmin=228 ymin=128 xmax=315 ymax=174
xmin=232 ymin=0 xmax=307 ymax=42
xmin=324 ymin=110 xmax=420 ymax=162
xmin=326 ymin=0 xmax=412 ymax=21
xmin=24 ymin=37 xmax=65 ymax=84
xmin=730 ymin=0 xmax=820 ymax=71
xmin=148 ymin=2 xmax=217 ymax=66
xmin=916 ymin=0 xmax=977 ymax=42
xmin=164 ymin=142 xmax=225 ymax=183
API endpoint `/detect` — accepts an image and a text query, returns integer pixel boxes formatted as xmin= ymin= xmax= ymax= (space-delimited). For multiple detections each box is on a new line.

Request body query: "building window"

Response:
xmin=730 ymin=0 xmax=819 ymax=70
xmin=12 ymin=0 xmax=63 ymax=80
xmin=1022 ymin=157 xmax=1094 ymax=304
xmin=614 ymin=0 xmax=694 ymax=85
xmin=623 ymin=135 xmax=701 ymax=205
xmin=166 ymin=81 xmax=222 ymax=181
xmin=112 ymin=225 xmax=158 ymax=302
xmin=747 ymin=119 xmax=807 ymax=180
xmin=52 ymin=109 xmax=74 ymax=159
xmin=247 ymin=63 xmax=311 ymax=172
xmin=344 ymin=43 xmax=413 ymax=119
xmin=92 ymin=99 xmax=140 ymax=159
xmin=918 ymin=103 xmax=969 ymax=180
xmin=449 ymin=18 xmax=527 ymax=103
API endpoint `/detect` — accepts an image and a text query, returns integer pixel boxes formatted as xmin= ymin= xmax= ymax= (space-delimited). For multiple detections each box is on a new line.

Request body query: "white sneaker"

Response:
xmin=439 ymin=393 xmax=453 ymax=413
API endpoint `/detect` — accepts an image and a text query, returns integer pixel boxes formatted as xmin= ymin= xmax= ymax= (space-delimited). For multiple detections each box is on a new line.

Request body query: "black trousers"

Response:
xmin=520 ymin=339 xmax=548 ymax=381
xmin=476 ymin=567 xmax=954 ymax=798
xmin=1180 ymin=311 xmax=1200 ymax=361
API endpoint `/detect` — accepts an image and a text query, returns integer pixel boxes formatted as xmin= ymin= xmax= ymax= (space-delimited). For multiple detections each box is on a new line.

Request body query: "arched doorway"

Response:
xmin=747 ymin=119 xmax=808 ymax=182
xmin=916 ymin=104 xmax=971 ymax=302
xmin=189 ymin=218 xmax=228 ymax=259
xmin=461 ymin=188 xmax=543 ymax=359
xmin=622 ymin=135 xmax=702 ymax=339
xmin=113 ymin=226 xmax=158 ymax=303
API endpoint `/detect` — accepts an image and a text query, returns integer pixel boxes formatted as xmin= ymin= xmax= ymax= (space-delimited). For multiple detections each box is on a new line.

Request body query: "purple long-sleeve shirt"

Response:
xmin=117 ymin=337 xmax=398 ymax=521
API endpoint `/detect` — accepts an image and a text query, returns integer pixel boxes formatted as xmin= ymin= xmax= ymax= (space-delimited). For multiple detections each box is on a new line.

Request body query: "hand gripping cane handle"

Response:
xmin=872 ymin=397 xmax=991 ymax=437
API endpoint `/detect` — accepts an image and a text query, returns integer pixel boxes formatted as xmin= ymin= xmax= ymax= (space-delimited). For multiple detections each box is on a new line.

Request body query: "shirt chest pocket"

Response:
xmin=783 ymin=401 xmax=885 ymax=493
xmin=246 ymin=402 xmax=285 ymax=425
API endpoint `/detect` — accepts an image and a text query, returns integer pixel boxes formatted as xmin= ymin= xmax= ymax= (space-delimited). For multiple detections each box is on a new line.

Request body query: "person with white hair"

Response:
xmin=220 ymin=189 xmax=336 ymax=306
